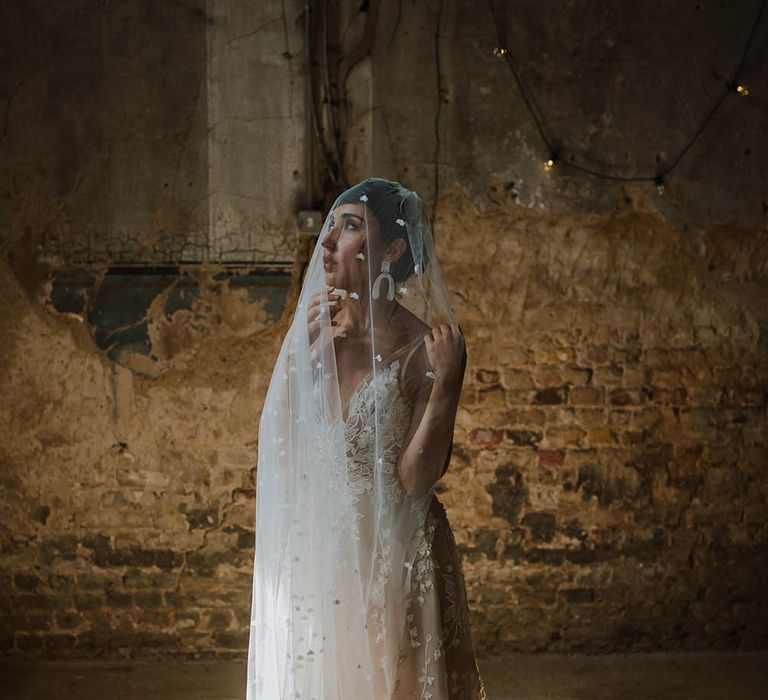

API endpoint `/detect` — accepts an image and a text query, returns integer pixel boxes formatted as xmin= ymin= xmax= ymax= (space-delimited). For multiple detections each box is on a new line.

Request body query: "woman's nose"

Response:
xmin=321 ymin=225 xmax=338 ymax=249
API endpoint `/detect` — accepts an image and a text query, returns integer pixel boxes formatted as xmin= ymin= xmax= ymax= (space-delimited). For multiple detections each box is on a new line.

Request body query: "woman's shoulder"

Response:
xmin=393 ymin=303 xmax=432 ymax=337
xmin=393 ymin=307 xmax=433 ymax=402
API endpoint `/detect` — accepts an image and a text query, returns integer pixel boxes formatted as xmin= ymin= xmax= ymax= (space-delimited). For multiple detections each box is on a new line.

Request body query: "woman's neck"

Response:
xmin=339 ymin=296 xmax=398 ymax=338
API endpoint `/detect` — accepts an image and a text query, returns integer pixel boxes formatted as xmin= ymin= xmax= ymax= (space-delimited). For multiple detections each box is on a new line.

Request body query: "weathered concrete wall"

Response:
xmin=1 ymin=0 xmax=767 ymax=660
xmin=0 ymin=0 xmax=210 ymax=263
xmin=345 ymin=0 xmax=768 ymax=224
xmin=0 ymin=0 xmax=307 ymax=264
xmin=206 ymin=0 xmax=308 ymax=261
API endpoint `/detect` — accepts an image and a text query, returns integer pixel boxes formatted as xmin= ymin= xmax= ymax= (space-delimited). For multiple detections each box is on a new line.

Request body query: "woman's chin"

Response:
xmin=324 ymin=269 xmax=341 ymax=286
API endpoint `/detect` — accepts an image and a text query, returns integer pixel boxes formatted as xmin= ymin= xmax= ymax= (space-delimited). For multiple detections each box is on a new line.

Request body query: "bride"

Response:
xmin=246 ymin=178 xmax=486 ymax=699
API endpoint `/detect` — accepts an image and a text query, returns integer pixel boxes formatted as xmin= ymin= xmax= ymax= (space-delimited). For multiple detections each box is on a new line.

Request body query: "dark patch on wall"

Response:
xmin=48 ymin=264 xmax=292 ymax=366
xmin=486 ymin=465 xmax=528 ymax=525
xmin=521 ymin=511 xmax=557 ymax=543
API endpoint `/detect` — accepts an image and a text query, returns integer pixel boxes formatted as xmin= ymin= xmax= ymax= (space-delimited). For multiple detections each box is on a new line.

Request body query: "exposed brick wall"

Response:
xmin=434 ymin=187 xmax=768 ymax=653
xmin=1 ymin=187 xmax=767 ymax=659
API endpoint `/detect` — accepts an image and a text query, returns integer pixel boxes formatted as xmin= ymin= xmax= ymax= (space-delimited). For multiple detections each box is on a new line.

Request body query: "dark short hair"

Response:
xmin=334 ymin=177 xmax=427 ymax=283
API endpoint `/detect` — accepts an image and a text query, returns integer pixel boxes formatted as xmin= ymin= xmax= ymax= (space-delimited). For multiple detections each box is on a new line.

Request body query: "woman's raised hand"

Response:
xmin=423 ymin=323 xmax=466 ymax=391
xmin=307 ymin=285 xmax=342 ymax=345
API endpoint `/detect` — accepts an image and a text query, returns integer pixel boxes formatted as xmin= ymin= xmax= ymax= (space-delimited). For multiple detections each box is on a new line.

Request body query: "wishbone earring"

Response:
xmin=372 ymin=259 xmax=395 ymax=301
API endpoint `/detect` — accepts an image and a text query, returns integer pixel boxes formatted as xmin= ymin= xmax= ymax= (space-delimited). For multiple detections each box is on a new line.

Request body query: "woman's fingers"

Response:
xmin=307 ymin=288 xmax=341 ymax=323
xmin=428 ymin=323 xmax=459 ymax=340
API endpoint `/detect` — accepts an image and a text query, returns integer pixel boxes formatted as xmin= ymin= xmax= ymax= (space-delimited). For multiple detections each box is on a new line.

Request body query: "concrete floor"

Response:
xmin=1 ymin=652 xmax=767 ymax=699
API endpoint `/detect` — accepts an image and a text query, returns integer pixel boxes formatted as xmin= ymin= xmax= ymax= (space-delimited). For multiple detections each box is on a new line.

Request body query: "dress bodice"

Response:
xmin=343 ymin=358 xmax=413 ymax=503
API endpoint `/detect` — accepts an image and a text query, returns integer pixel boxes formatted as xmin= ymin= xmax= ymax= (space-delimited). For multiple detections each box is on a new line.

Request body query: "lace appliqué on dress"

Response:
xmin=398 ymin=502 xmax=488 ymax=700
xmin=309 ymin=356 xmax=486 ymax=698
xmin=344 ymin=359 xmax=412 ymax=508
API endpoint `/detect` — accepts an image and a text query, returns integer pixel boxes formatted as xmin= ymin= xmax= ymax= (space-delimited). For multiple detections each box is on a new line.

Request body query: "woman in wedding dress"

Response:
xmin=247 ymin=178 xmax=486 ymax=699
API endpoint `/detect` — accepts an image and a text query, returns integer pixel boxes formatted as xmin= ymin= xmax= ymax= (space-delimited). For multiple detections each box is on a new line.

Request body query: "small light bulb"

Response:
xmin=543 ymin=158 xmax=555 ymax=171
xmin=492 ymin=47 xmax=508 ymax=57
xmin=736 ymin=84 xmax=749 ymax=96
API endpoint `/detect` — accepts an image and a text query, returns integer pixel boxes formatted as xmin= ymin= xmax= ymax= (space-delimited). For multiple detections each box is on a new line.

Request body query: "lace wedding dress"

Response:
xmin=341 ymin=346 xmax=487 ymax=699
xmin=247 ymin=178 xmax=485 ymax=700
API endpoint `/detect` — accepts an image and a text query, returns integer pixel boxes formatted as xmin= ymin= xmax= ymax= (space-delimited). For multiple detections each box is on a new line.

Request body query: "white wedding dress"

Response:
xmin=336 ymin=345 xmax=487 ymax=699
xmin=247 ymin=177 xmax=484 ymax=700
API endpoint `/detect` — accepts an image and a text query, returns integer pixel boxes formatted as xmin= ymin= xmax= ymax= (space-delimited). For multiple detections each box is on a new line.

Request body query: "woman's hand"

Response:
xmin=307 ymin=285 xmax=342 ymax=345
xmin=424 ymin=323 xmax=466 ymax=392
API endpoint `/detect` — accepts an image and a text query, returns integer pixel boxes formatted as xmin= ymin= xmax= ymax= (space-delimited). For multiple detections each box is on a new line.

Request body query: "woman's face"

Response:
xmin=320 ymin=203 xmax=381 ymax=291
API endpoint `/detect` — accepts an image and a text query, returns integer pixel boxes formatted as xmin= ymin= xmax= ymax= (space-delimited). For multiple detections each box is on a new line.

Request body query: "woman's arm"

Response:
xmin=398 ymin=324 xmax=467 ymax=497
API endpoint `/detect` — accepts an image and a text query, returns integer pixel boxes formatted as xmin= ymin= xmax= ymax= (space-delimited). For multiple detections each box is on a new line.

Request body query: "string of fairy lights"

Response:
xmin=488 ymin=0 xmax=765 ymax=194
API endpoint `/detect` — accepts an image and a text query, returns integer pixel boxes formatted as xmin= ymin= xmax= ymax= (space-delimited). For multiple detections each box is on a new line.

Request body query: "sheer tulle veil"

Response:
xmin=246 ymin=178 xmax=463 ymax=698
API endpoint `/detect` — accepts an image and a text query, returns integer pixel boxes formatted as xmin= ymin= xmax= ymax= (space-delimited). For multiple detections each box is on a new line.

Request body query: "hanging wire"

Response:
xmin=487 ymin=0 xmax=766 ymax=185
xmin=321 ymin=0 xmax=348 ymax=189
xmin=304 ymin=1 xmax=343 ymax=188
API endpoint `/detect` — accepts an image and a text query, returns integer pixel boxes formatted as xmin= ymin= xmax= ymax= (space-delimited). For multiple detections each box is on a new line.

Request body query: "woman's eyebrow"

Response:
xmin=340 ymin=212 xmax=364 ymax=222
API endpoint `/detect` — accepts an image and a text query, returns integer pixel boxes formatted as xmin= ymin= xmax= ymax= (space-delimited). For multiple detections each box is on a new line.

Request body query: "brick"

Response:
xmin=570 ymin=386 xmax=605 ymax=405
xmin=13 ymin=594 xmax=70 ymax=612
xmin=105 ymin=590 xmax=133 ymax=608
xmin=563 ymin=366 xmax=593 ymax=385
xmin=502 ymin=368 xmax=534 ymax=389
xmin=469 ymin=428 xmax=505 ymax=446
xmin=16 ymin=633 xmax=44 ymax=651
xmin=503 ymin=408 xmax=547 ymax=426
xmin=533 ymin=347 xmax=576 ymax=364
xmin=500 ymin=347 xmax=532 ymax=365
xmin=538 ymin=450 xmax=565 ymax=466
xmin=586 ymin=427 xmax=613 ymax=445
xmin=561 ymin=588 xmax=595 ymax=604
xmin=573 ymin=408 xmax=606 ymax=428
xmin=176 ymin=611 xmax=201 ymax=630
xmin=14 ymin=574 xmax=43 ymax=592
xmin=507 ymin=585 xmax=557 ymax=607
xmin=475 ymin=369 xmax=500 ymax=384
xmin=47 ymin=574 xmax=74 ymax=591
xmin=593 ymin=365 xmax=623 ymax=385
xmin=505 ymin=389 xmax=535 ymax=405
xmin=184 ymin=507 xmax=220 ymax=531
xmin=55 ymin=611 xmax=85 ymax=630
xmin=9 ymin=613 xmax=53 ymax=631
xmin=133 ymin=592 xmax=163 ymax=609
xmin=545 ymin=426 xmax=585 ymax=447
xmin=474 ymin=586 xmax=509 ymax=605
xmin=533 ymin=367 xmax=563 ymax=386
xmin=609 ymin=388 xmax=642 ymax=406
xmin=533 ymin=386 xmax=568 ymax=405
xmin=122 ymin=568 xmax=178 ymax=589
xmin=93 ymin=545 xmax=184 ymax=570
xmin=521 ymin=512 xmax=556 ymax=542
xmin=213 ymin=630 xmax=248 ymax=648
xmin=505 ymin=429 xmax=542 ymax=446
xmin=477 ymin=385 xmax=507 ymax=409
xmin=39 ymin=536 xmax=79 ymax=565
xmin=525 ymin=548 xmax=566 ymax=565
xmin=136 ymin=609 xmax=173 ymax=627
xmin=204 ymin=610 xmax=234 ymax=630
xmin=73 ymin=593 xmax=104 ymax=611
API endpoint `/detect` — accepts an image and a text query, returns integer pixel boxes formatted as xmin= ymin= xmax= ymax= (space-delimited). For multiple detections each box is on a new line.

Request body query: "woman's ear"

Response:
xmin=386 ymin=237 xmax=408 ymax=263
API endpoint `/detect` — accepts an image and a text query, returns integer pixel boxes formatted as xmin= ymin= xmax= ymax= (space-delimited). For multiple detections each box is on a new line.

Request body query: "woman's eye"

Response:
xmin=344 ymin=221 xmax=358 ymax=230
